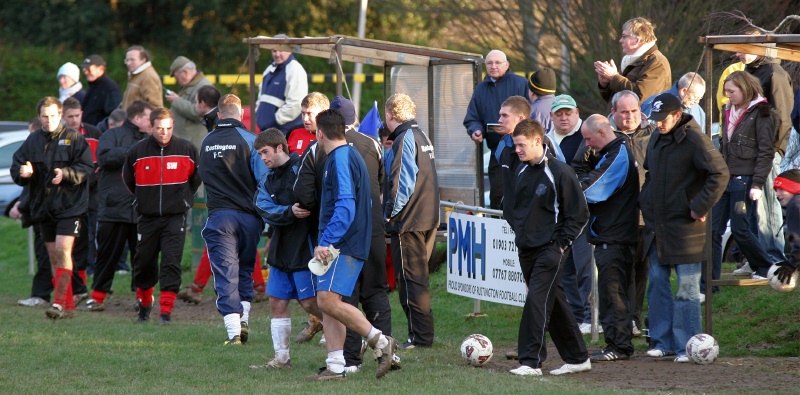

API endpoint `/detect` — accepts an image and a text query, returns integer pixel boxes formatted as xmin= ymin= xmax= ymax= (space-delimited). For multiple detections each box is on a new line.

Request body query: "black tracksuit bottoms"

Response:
xmin=391 ymin=228 xmax=436 ymax=347
xmin=518 ymin=244 xmax=588 ymax=369
xmin=133 ymin=214 xmax=187 ymax=293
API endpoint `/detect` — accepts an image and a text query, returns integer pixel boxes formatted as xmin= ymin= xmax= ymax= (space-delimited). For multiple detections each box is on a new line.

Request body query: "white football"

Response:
xmin=686 ymin=333 xmax=719 ymax=365
xmin=460 ymin=334 xmax=493 ymax=367
xmin=767 ymin=264 xmax=799 ymax=293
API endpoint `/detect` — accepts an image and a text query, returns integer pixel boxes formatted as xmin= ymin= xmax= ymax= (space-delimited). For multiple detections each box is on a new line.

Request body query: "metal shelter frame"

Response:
xmin=698 ymin=33 xmax=800 ymax=335
xmin=242 ymin=35 xmax=487 ymax=204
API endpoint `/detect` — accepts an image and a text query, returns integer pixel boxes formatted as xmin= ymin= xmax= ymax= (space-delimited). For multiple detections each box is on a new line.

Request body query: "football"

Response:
xmin=686 ymin=333 xmax=719 ymax=365
xmin=460 ymin=334 xmax=493 ymax=367
xmin=767 ymin=264 xmax=799 ymax=293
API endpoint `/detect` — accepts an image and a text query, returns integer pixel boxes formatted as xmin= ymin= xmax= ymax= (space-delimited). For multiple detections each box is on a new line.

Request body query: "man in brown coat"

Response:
xmin=122 ymin=45 xmax=163 ymax=109
xmin=595 ymin=17 xmax=671 ymax=105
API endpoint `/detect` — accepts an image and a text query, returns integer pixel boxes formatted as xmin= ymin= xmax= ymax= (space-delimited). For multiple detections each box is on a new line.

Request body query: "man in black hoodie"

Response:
xmin=80 ymin=54 xmax=122 ymax=127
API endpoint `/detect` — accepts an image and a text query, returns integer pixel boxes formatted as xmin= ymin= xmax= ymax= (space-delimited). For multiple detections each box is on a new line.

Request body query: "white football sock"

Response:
xmin=223 ymin=313 xmax=241 ymax=339
xmin=326 ymin=350 xmax=345 ymax=374
xmin=241 ymin=301 xmax=251 ymax=323
xmin=271 ymin=317 xmax=292 ymax=362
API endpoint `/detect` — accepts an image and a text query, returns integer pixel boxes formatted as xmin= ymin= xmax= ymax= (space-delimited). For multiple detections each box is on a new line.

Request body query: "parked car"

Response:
xmin=0 ymin=130 xmax=30 ymax=216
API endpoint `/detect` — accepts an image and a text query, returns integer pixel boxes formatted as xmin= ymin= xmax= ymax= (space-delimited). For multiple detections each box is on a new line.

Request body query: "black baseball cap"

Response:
xmin=80 ymin=54 xmax=106 ymax=68
xmin=649 ymin=93 xmax=682 ymax=122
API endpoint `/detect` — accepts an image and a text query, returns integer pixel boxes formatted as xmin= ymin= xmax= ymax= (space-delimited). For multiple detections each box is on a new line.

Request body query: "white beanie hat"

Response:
xmin=57 ymin=62 xmax=80 ymax=83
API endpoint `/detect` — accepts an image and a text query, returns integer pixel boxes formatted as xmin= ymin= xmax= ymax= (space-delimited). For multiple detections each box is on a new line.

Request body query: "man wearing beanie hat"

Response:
xmin=165 ymin=56 xmax=212 ymax=149
xmin=773 ymin=170 xmax=800 ymax=284
xmin=331 ymin=96 xmax=357 ymax=127
xmin=57 ymin=62 xmax=85 ymax=103
xmin=464 ymin=49 xmax=528 ymax=210
xmin=80 ymin=54 xmax=122 ymax=127
xmin=639 ymin=91 xmax=727 ymax=362
xmin=528 ymin=68 xmax=556 ymax=132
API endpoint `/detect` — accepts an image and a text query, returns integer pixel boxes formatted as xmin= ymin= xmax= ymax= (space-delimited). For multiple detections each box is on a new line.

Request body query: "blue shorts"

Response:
xmin=267 ymin=267 xmax=317 ymax=301
xmin=316 ymin=254 xmax=363 ymax=297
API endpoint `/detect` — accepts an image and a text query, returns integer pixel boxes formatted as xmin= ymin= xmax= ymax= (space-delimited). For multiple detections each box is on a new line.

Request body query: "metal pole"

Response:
xmin=352 ymin=0 xmax=369 ymax=116
xmin=248 ymin=42 xmax=257 ymax=133
xmin=704 ymin=44 xmax=714 ymax=335
xmin=28 ymin=226 xmax=34 ymax=275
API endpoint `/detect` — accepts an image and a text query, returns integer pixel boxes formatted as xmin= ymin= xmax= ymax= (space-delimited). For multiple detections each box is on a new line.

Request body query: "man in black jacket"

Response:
xmin=574 ymin=114 xmax=639 ymax=361
xmin=80 ymin=54 xmax=122 ymax=127
xmin=11 ymin=97 xmax=93 ymax=319
xmin=123 ymin=108 xmax=200 ymax=324
xmin=507 ymin=119 xmax=590 ymax=377
xmin=640 ymin=93 xmax=727 ymax=362
xmin=82 ymin=100 xmax=154 ymax=312
xmin=250 ymin=128 xmax=321 ymax=369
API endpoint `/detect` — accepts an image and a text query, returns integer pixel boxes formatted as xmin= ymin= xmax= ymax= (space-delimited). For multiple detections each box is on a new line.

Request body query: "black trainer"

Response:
xmin=158 ymin=314 xmax=171 ymax=325
xmin=136 ymin=302 xmax=153 ymax=323
xmin=240 ymin=321 xmax=249 ymax=344
xmin=590 ymin=347 xmax=631 ymax=362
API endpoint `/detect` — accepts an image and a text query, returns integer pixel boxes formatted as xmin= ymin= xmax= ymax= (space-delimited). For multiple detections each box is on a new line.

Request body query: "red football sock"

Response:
xmin=252 ymin=250 xmax=265 ymax=290
xmin=91 ymin=290 xmax=107 ymax=304
xmin=139 ymin=288 xmax=154 ymax=307
xmin=78 ymin=270 xmax=87 ymax=286
xmin=193 ymin=248 xmax=212 ymax=289
xmin=160 ymin=291 xmax=176 ymax=315
xmin=53 ymin=268 xmax=72 ymax=308
xmin=64 ymin=272 xmax=75 ymax=310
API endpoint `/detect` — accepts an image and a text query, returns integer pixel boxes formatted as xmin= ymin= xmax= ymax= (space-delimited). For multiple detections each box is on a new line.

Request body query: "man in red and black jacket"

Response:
xmin=123 ymin=108 xmax=200 ymax=324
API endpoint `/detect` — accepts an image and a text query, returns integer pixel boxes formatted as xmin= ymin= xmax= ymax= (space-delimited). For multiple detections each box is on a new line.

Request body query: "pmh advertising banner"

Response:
xmin=446 ymin=211 xmax=526 ymax=307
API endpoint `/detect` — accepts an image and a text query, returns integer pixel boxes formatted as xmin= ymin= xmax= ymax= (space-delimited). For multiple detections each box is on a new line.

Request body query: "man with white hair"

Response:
xmin=641 ymin=72 xmax=707 ymax=133
xmin=595 ymin=17 xmax=671 ymax=104
xmin=464 ymin=49 xmax=528 ymax=209
xmin=165 ymin=56 xmax=213 ymax=149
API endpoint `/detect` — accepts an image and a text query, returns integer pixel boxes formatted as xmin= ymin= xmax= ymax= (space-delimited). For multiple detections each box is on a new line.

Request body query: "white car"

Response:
xmin=0 ymin=130 xmax=30 ymax=215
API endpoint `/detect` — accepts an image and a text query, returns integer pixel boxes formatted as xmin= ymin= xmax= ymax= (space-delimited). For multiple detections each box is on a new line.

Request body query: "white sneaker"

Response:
xmin=549 ymin=358 xmax=591 ymax=375
xmin=732 ymin=263 xmax=754 ymax=276
xmin=18 ymin=297 xmax=47 ymax=307
xmin=510 ymin=365 xmax=542 ymax=376
xmin=646 ymin=349 xmax=674 ymax=357
xmin=674 ymin=355 xmax=690 ymax=363
xmin=751 ymin=273 xmax=768 ymax=280
xmin=631 ymin=321 xmax=641 ymax=337
xmin=579 ymin=323 xmax=602 ymax=334
xmin=343 ymin=364 xmax=362 ymax=373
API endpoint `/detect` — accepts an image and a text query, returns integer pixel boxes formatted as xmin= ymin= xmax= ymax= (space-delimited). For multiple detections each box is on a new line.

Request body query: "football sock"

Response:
xmin=90 ymin=290 xmax=107 ymax=305
xmin=241 ymin=301 xmax=251 ymax=323
xmin=140 ymin=287 xmax=154 ymax=307
xmin=193 ymin=249 xmax=212 ymax=289
xmin=326 ymin=350 xmax=345 ymax=374
xmin=53 ymin=268 xmax=72 ymax=308
xmin=271 ymin=318 xmax=292 ymax=362
xmin=224 ymin=313 xmax=241 ymax=339
xmin=160 ymin=291 xmax=176 ymax=315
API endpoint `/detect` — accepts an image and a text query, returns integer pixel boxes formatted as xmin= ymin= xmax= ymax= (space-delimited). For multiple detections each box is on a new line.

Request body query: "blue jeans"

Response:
xmin=561 ymin=231 xmax=593 ymax=324
xmin=707 ymin=175 xmax=773 ymax=290
xmin=752 ymin=155 xmax=785 ymax=267
xmin=647 ymin=245 xmax=702 ymax=357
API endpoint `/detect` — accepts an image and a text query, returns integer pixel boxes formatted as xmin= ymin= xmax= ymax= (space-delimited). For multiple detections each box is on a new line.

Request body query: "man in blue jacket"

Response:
xmin=464 ymin=50 xmax=528 ymax=209
xmin=309 ymin=109 xmax=396 ymax=380
xmin=255 ymin=34 xmax=308 ymax=135
xmin=573 ymin=114 xmax=639 ymax=361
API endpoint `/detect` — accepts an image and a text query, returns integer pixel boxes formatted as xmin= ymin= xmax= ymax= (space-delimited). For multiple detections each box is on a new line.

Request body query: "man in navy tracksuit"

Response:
xmin=573 ymin=114 xmax=639 ymax=361
xmin=199 ymin=94 xmax=267 ymax=345
xmin=506 ymin=119 xmax=590 ymax=377
xmin=123 ymin=108 xmax=200 ymax=324
xmin=384 ymin=93 xmax=440 ymax=349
